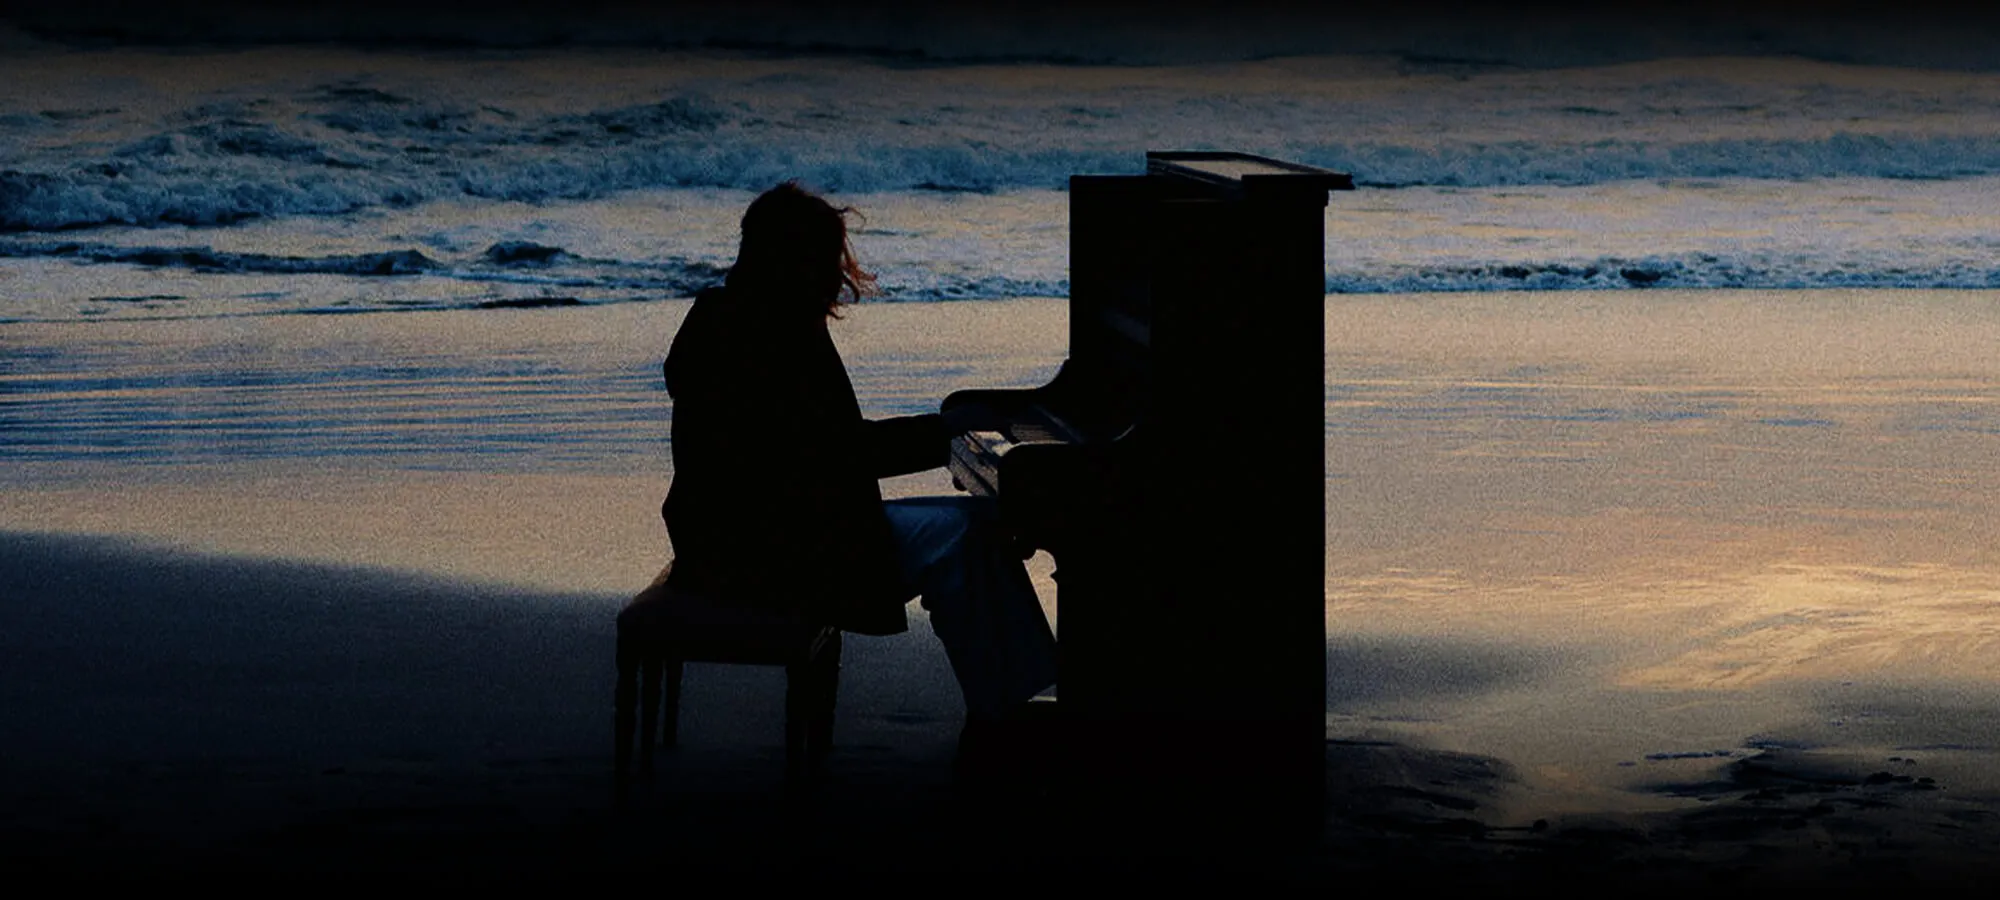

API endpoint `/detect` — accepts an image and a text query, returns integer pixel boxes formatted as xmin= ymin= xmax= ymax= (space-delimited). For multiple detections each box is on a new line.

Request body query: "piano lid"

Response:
xmin=1145 ymin=151 xmax=1354 ymax=200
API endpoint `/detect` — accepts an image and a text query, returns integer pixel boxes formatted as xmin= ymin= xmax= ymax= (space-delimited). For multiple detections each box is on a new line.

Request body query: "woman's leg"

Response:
xmin=883 ymin=496 xmax=1058 ymax=718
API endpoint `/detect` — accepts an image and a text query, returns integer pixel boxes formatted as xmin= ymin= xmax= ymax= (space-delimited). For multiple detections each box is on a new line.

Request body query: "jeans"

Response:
xmin=883 ymin=496 xmax=1059 ymax=718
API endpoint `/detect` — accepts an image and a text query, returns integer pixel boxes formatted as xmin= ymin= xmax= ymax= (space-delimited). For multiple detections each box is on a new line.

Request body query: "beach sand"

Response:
xmin=5 ymin=293 xmax=2000 ymax=886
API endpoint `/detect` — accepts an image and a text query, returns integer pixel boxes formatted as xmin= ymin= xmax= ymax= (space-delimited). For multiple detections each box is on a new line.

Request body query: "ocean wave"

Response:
xmin=0 ymin=240 xmax=441 ymax=275
xmin=0 ymin=165 xmax=413 ymax=230
xmin=11 ymin=41 xmax=2000 ymax=233
xmin=0 ymin=238 xmax=729 ymax=291
xmin=14 ymin=131 xmax=2000 ymax=233
xmin=1296 ymin=135 xmax=2000 ymax=189
xmin=1326 ymin=254 xmax=2000 ymax=293
xmin=873 ymin=274 xmax=1067 ymax=302
xmin=0 ymin=142 xmax=1119 ymax=231
xmin=16 ymin=233 xmax=2000 ymax=325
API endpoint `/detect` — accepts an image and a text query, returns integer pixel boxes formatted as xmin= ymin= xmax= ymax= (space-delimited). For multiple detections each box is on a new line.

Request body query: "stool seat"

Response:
xmin=614 ymin=563 xmax=842 ymax=791
xmin=619 ymin=584 xmax=833 ymax=658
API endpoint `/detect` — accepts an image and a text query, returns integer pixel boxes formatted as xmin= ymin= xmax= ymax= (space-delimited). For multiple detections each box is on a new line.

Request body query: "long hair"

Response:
xmin=723 ymin=180 xmax=877 ymax=319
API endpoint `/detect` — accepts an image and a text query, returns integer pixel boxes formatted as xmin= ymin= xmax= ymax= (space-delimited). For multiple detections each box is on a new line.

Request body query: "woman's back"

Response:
xmin=659 ymin=185 xmax=939 ymax=636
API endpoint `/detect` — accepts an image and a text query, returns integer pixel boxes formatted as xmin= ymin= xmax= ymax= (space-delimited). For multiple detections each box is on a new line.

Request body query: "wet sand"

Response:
xmin=5 ymin=292 xmax=2000 ymax=885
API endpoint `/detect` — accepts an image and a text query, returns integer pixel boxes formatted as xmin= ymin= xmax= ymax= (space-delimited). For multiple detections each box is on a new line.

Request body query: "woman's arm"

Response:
xmin=855 ymin=413 xmax=952 ymax=479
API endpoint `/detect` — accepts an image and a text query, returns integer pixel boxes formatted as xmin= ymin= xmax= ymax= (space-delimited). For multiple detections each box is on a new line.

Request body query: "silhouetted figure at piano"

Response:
xmin=653 ymin=180 xmax=1059 ymax=746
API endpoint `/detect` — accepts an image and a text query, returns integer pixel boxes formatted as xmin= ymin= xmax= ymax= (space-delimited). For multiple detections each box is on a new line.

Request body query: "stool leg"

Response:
xmin=661 ymin=658 xmax=684 ymax=747
xmin=810 ymin=632 xmax=842 ymax=769
xmin=614 ymin=632 xmax=638 ymax=787
xmin=639 ymin=653 xmax=663 ymax=777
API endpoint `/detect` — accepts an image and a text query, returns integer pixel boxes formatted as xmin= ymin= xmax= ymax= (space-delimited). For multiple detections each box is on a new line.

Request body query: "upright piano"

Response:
xmin=942 ymin=151 xmax=1352 ymax=841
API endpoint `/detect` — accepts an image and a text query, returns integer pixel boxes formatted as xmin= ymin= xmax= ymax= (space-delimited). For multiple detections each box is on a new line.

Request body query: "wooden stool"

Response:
xmin=614 ymin=564 xmax=842 ymax=790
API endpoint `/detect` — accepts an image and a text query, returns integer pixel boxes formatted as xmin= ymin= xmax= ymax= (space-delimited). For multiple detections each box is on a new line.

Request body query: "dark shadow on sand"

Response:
xmin=0 ymin=530 xmax=978 ymax=877
xmin=12 ymin=531 xmax=1996 ymax=887
xmin=0 ymin=530 xmax=614 ymax=765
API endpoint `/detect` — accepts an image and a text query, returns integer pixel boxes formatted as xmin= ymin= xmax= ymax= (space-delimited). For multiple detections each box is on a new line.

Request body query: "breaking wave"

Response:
xmin=12 ymin=129 xmax=2000 ymax=234
xmin=10 ymin=41 xmax=2000 ymax=234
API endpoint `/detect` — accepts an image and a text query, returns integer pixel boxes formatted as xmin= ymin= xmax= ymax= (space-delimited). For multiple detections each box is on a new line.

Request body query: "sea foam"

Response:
xmin=8 ymin=51 xmax=2000 ymax=232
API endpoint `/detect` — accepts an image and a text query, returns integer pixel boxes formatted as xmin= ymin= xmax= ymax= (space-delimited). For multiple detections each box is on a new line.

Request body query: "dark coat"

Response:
xmin=659 ymin=285 xmax=951 ymax=636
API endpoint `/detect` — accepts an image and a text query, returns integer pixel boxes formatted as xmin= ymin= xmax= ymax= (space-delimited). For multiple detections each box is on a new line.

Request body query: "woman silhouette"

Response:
xmin=657 ymin=181 xmax=1058 ymax=728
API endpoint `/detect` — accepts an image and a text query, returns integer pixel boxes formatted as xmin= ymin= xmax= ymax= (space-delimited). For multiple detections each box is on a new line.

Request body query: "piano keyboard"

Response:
xmin=948 ymin=405 xmax=1082 ymax=497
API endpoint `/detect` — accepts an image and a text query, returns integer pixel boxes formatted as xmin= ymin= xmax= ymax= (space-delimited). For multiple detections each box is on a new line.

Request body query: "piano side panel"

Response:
xmin=1184 ymin=191 xmax=1329 ymax=824
xmin=1066 ymin=181 xmax=1328 ymax=833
